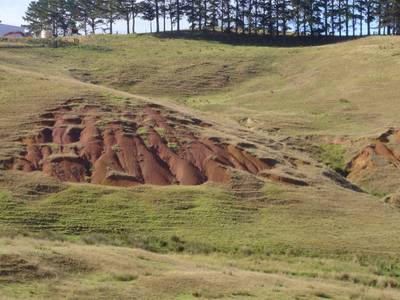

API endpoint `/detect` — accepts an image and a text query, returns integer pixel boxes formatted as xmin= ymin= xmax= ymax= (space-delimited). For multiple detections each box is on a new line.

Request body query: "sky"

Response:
xmin=0 ymin=0 xmax=181 ymax=33
xmin=0 ymin=0 xmax=29 ymax=26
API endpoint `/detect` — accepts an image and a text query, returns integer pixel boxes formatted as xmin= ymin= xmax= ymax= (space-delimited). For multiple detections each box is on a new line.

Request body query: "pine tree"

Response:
xmin=140 ymin=0 xmax=156 ymax=32
xmin=116 ymin=0 xmax=132 ymax=34
xmin=99 ymin=0 xmax=120 ymax=34
xmin=23 ymin=0 xmax=400 ymax=37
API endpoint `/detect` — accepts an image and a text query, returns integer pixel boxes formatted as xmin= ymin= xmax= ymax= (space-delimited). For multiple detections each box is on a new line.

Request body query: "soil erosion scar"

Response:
xmin=9 ymin=98 xmax=278 ymax=187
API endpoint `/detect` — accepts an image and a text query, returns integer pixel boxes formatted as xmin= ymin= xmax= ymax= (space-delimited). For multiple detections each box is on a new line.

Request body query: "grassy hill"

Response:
xmin=1 ymin=34 xmax=400 ymax=299
xmin=2 ymin=34 xmax=400 ymax=137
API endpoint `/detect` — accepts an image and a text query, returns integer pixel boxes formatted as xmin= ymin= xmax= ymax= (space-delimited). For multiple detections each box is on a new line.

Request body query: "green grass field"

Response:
xmin=2 ymin=171 xmax=400 ymax=258
xmin=1 ymin=34 xmax=400 ymax=299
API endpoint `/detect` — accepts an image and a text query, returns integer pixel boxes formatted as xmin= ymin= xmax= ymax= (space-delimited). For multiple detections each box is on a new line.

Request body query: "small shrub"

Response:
xmin=113 ymin=273 xmax=138 ymax=282
xmin=137 ymin=127 xmax=148 ymax=136
xmin=192 ymin=291 xmax=202 ymax=298
xmin=314 ymin=291 xmax=332 ymax=299
xmin=337 ymin=273 xmax=351 ymax=281
xmin=167 ymin=142 xmax=178 ymax=150
xmin=154 ymin=127 xmax=166 ymax=137
xmin=170 ymin=235 xmax=185 ymax=252
xmin=315 ymin=143 xmax=347 ymax=175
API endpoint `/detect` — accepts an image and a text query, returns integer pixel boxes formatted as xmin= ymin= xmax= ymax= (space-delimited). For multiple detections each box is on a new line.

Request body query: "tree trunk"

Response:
xmin=338 ymin=0 xmax=342 ymax=36
xmin=176 ymin=0 xmax=180 ymax=31
xmin=227 ymin=0 xmax=231 ymax=31
xmin=282 ymin=0 xmax=286 ymax=35
xmin=331 ymin=0 xmax=334 ymax=35
xmin=199 ymin=0 xmax=203 ymax=30
xmin=396 ymin=15 xmax=400 ymax=35
xmin=345 ymin=0 xmax=349 ymax=36
xmin=325 ymin=0 xmax=328 ymax=36
xmin=163 ymin=0 xmax=166 ymax=32
xmin=84 ymin=15 xmax=88 ymax=36
xmin=132 ymin=13 xmax=136 ymax=33
xmin=367 ymin=5 xmax=370 ymax=35
xmin=156 ymin=0 xmax=160 ymax=32
xmin=221 ymin=0 xmax=225 ymax=31
xmin=248 ymin=0 xmax=253 ymax=34
xmin=275 ymin=0 xmax=279 ymax=35
xmin=378 ymin=3 xmax=381 ymax=35
xmin=91 ymin=18 xmax=95 ymax=34
xmin=263 ymin=5 xmax=266 ymax=35
xmin=254 ymin=1 xmax=258 ymax=34
xmin=242 ymin=1 xmax=245 ymax=34
xmin=191 ymin=0 xmax=195 ymax=30
xmin=268 ymin=0 xmax=273 ymax=35
xmin=126 ymin=14 xmax=130 ymax=34
xmin=204 ymin=0 xmax=208 ymax=29
xmin=235 ymin=0 xmax=239 ymax=33
xmin=352 ymin=4 xmax=355 ymax=36
xmin=296 ymin=7 xmax=301 ymax=36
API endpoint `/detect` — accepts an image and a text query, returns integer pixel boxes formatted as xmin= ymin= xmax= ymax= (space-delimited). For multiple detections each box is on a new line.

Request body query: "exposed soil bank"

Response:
xmin=11 ymin=99 xmax=278 ymax=186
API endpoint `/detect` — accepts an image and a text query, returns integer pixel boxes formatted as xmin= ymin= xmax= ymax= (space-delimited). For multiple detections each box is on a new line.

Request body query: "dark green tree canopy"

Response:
xmin=24 ymin=0 xmax=400 ymax=36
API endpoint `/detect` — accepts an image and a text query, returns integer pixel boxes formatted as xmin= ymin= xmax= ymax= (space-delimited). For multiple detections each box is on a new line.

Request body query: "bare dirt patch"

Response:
xmin=346 ymin=127 xmax=400 ymax=194
xmin=7 ymin=98 xmax=295 ymax=187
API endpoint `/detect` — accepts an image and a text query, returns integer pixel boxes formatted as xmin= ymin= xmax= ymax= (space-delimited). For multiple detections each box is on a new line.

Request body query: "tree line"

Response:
xmin=24 ymin=0 xmax=400 ymax=37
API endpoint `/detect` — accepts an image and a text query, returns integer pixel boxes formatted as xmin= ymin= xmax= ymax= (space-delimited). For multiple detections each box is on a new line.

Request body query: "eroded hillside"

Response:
xmin=1 ymin=35 xmax=400 ymax=300
xmin=6 ymin=95 xmax=351 ymax=191
xmin=9 ymin=98 xmax=274 ymax=186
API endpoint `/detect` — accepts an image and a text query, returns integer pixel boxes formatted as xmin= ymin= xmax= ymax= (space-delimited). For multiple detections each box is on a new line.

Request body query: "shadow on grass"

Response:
xmin=0 ymin=31 xmax=365 ymax=48
xmin=151 ymin=30 xmax=366 ymax=47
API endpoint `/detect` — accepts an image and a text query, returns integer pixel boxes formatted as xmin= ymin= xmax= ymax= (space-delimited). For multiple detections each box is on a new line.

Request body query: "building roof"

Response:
xmin=0 ymin=24 xmax=25 ymax=37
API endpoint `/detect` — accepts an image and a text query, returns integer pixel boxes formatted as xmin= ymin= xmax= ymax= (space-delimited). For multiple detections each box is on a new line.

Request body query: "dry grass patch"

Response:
xmin=1 ymin=237 xmax=400 ymax=299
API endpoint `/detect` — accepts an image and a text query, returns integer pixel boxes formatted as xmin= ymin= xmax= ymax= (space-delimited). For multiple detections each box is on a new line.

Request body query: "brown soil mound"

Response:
xmin=347 ymin=128 xmax=400 ymax=181
xmin=10 ymin=99 xmax=277 ymax=187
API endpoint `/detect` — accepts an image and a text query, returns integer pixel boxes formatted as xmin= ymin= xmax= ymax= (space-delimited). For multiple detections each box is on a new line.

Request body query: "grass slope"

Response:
xmin=1 ymin=171 xmax=400 ymax=264
xmin=2 ymin=34 xmax=400 ymax=136
xmin=2 ymin=237 xmax=400 ymax=300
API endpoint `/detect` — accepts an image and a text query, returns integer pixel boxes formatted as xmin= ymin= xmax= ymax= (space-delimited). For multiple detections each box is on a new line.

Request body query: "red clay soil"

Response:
xmin=11 ymin=99 xmax=278 ymax=187
xmin=347 ymin=128 xmax=400 ymax=181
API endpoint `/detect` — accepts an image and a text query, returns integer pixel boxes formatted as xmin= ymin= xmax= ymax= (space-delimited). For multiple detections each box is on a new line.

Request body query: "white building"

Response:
xmin=0 ymin=24 xmax=25 ymax=38
xmin=40 ymin=30 xmax=53 ymax=39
